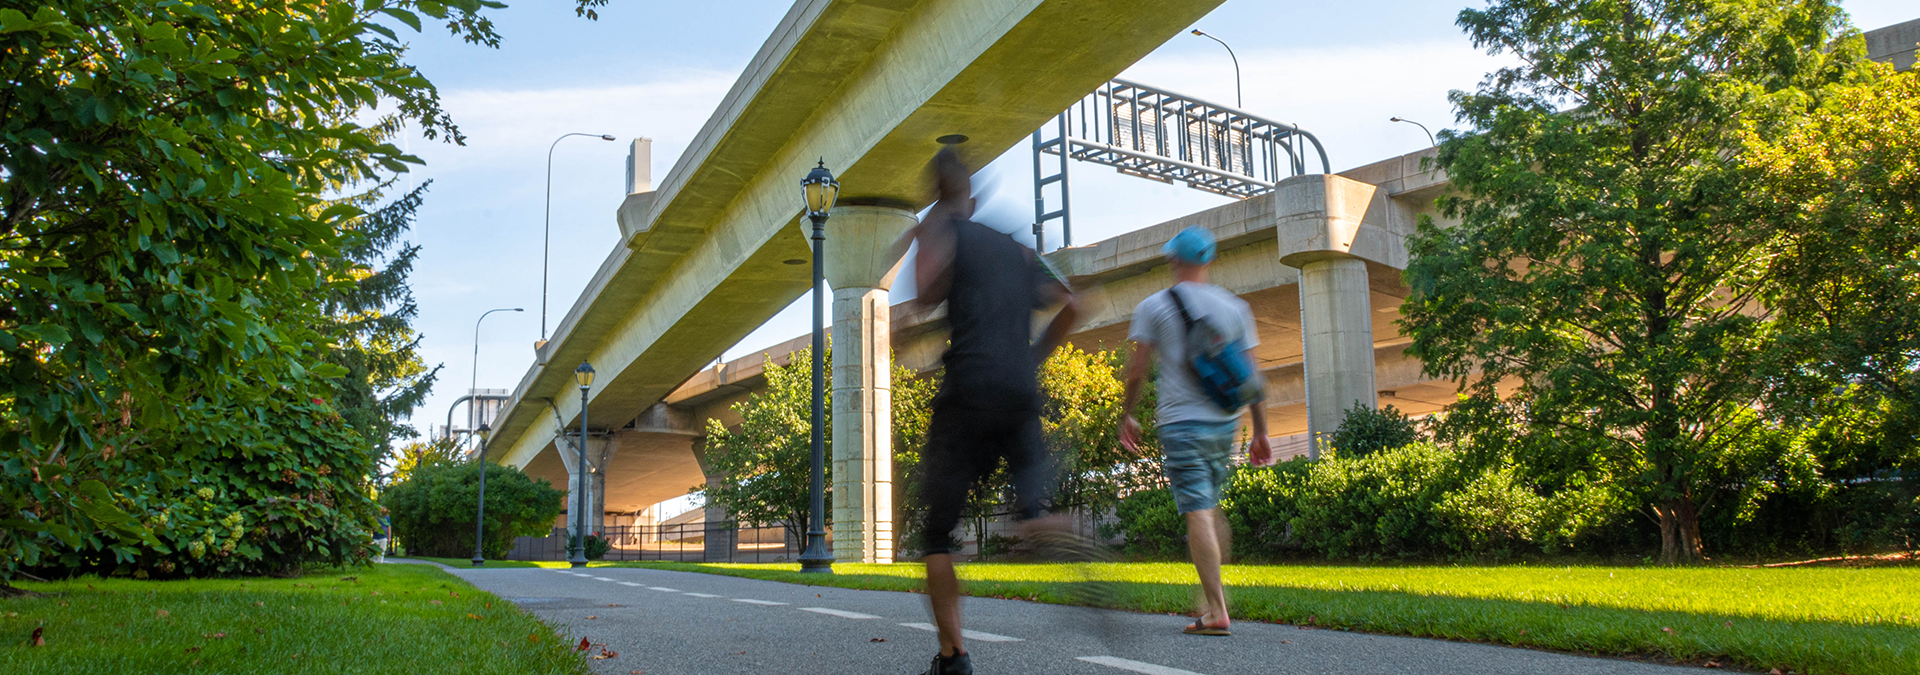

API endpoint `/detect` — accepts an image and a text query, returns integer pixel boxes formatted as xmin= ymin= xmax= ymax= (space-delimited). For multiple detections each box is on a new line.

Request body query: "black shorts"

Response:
xmin=916 ymin=402 xmax=1051 ymax=556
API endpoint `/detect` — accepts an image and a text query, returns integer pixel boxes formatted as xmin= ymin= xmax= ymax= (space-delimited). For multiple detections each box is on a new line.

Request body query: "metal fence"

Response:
xmin=505 ymin=523 xmax=800 ymax=563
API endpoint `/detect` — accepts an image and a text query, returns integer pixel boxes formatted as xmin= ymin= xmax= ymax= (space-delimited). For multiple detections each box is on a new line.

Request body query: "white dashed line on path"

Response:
xmin=732 ymin=599 xmax=789 ymax=605
xmin=684 ymin=593 xmax=722 ymax=598
xmin=1076 ymin=656 xmax=1209 ymax=675
xmin=648 ymin=587 xmax=681 ymax=592
xmin=897 ymin=623 xmax=1023 ymax=642
xmin=799 ymin=607 xmax=881 ymax=619
xmin=618 ymin=582 xmax=645 ymax=587
xmin=592 ymin=577 xmax=615 ymax=581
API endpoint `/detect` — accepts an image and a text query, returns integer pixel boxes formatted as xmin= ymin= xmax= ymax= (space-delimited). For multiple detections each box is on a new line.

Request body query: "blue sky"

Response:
xmin=396 ymin=1 xmax=1918 ymax=444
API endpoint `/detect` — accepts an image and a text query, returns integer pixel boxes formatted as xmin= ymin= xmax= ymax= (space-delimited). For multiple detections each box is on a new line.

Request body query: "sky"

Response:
xmin=395 ymin=1 xmax=1918 ymax=454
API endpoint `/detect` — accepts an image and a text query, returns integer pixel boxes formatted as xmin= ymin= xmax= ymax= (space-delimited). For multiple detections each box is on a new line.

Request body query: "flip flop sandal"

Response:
xmin=1183 ymin=620 xmax=1231 ymax=636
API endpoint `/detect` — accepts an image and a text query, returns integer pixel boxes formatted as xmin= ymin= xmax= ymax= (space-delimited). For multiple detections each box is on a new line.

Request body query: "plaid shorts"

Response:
xmin=1159 ymin=420 xmax=1238 ymax=513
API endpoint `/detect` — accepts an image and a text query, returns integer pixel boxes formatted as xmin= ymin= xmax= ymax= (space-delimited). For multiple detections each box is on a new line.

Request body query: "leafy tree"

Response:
xmin=0 ymin=0 xmax=590 ymax=587
xmin=384 ymin=461 xmax=564 ymax=559
xmin=700 ymin=348 xmax=830 ymax=545
xmin=387 ymin=437 xmax=465 ymax=487
xmin=1329 ymin=402 xmax=1421 ymax=458
xmin=1403 ymin=0 xmax=1861 ymax=563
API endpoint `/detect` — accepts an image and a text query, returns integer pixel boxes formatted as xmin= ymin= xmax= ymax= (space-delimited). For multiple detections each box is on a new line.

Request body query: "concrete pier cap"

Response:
xmin=821 ymin=204 xmax=916 ymax=564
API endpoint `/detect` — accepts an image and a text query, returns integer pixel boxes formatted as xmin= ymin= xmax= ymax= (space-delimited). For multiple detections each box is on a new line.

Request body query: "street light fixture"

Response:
xmin=1190 ymin=29 xmax=1242 ymax=109
xmin=542 ymin=133 xmax=618 ymax=346
xmin=797 ymin=160 xmax=839 ymax=575
xmin=470 ymin=422 xmax=492 ymax=567
xmin=1390 ymin=117 xmax=1436 ymax=147
xmin=568 ymin=361 xmax=595 ymax=568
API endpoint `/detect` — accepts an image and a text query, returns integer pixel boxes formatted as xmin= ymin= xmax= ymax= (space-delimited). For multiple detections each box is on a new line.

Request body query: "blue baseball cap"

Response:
xmin=1162 ymin=225 xmax=1217 ymax=265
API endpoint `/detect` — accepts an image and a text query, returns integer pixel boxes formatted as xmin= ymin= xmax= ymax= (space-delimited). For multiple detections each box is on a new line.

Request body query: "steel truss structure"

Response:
xmin=1032 ymin=78 xmax=1330 ymax=250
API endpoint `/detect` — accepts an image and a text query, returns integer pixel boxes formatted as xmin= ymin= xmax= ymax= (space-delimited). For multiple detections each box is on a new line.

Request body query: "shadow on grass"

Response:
xmin=628 ymin=562 xmax=1914 ymax=675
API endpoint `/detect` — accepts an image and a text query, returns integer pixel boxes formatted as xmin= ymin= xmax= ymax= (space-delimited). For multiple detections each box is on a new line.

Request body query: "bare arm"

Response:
xmin=1118 ymin=340 xmax=1154 ymax=454
xmin=911 ymin=213 xmax=957 ymax=309
xmin=1244 ymin=348 xmax=1272 ymax=465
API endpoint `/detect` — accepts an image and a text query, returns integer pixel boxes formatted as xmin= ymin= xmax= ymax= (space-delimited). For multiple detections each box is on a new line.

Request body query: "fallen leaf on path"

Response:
xmin=1279 ymin=641 xmax=1290 ymax=644
xmin=871 ymin=638 xmax=886 ymax=642
xmin=30 ymin=627 xmax=44 ymax=647
xmin=605 ymin=604 xmax=623 ymax=607
xmin=585 ymin=616 xmax=598 ymax=620
xmin=1704 ymin=661 xmax=1722 ymax=668
xmin=576 ymin=637 xmax=591 ymax=651
xmin=591 ymin=647 xmax=619 ymax=660
xmin=630 ymin=671 xmax=645 ymax=674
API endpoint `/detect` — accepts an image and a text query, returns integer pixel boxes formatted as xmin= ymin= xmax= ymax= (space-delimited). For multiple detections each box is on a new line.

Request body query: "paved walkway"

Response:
xmin=447 ymin=566 xmax=1710 ymax=675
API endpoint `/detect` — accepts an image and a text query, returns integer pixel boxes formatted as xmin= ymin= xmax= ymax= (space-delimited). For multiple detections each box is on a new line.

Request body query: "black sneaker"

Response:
xmin=921 ymin=651 xmax=972 ymax=675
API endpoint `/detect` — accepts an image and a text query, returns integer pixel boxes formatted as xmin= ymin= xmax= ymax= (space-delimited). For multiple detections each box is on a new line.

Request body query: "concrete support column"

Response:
xmin=824 ymin=205 xmax=915 ymax=564
xmin=1298 ymin=257 xmax=1376 ymax=454
xmin=690 ymin=436 xmax=736 ymax=562
xmin=555 ymin=434 xmax=615 ymax=537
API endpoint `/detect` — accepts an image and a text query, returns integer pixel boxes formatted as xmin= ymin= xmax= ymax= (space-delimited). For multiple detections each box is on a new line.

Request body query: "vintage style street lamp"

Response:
xmin=797 ymin=160 xmax=839 ymax=574
xmin=470 ymin=422 xmax=492 ymax=567
xmin=568 ymin=361 xmax=596 ymax=568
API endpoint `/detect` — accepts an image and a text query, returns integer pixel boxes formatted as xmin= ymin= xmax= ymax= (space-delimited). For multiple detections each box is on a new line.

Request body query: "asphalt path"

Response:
xmin=442 ymin=565 xmax=1712 ymax=675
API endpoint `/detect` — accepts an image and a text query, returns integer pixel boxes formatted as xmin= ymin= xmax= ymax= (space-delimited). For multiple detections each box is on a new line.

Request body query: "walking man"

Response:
xmin=904 ymin=148 xmax=1080 ymax=675
xmin=1118 ymin=225 xmax=1272 ymax=636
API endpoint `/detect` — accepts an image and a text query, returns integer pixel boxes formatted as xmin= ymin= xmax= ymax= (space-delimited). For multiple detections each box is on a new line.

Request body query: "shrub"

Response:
xmin=384 ymin=462 xmax=563 ymax=559
xmin=1328 ymin=402 xmax=1421 ymax=458
xmin=1220 ymin=460 xmax=1311 ymax=559
xmin=584 ymin=533 xmax=612 ymax=561
xmin=1111 ymin=488 xmax=1186 ymax=560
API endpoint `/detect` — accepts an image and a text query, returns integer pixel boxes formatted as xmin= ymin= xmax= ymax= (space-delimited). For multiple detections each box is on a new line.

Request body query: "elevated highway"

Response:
xmin=484 ymin=0 xmax=1232 ymax=564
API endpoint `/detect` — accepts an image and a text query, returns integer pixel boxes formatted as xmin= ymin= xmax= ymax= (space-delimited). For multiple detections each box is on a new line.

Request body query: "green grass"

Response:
xmin=0 ymin=563 xmax=590 ymax=675
xmin=617 ymin=561 xmax=1919 ymax=675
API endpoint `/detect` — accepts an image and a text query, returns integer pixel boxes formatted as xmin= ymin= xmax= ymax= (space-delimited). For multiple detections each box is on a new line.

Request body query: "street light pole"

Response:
xmin=467 ymin=307 xmax=519 ymax=568
xmin=1390 ymin=117 xmax=1437 ymax=147
xmin=470 ymin=422 xmax=492 ymax=567
xmin=1190 ymin=29 xmax=1242 ymax=109
xmin=797 ymin=160 xmax=840 ymax=574
xmin=542 ymin=132 xmax=617 ymax=345
xmin=569 ymin=362 xmax=595 ymax=568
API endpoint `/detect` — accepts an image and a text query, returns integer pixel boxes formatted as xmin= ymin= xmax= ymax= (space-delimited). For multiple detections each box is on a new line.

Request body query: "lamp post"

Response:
xmin=542 ymin=133 xmax=617 ymax=345
xmin=569 ymin=361 xmax=596 ymax=568
xmin=797 ymin=160 xmax=839 ymax=574
xmin=1190 ymin=29 xmax=1242 ymax=109
xmin=470 ymin=422 xmax=492 ymax=567
xmin=469 ymin=307 xmax=524 ymax=441
xmin=1390 ymin=117 xmax=1436 ymax=147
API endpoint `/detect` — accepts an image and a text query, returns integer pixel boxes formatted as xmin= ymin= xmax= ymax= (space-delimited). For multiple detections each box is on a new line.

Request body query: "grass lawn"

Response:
xmin=0 ymin=562 xmax=590 ymax=675
xmin=615 ymin=561 xmax=1918 ymax=675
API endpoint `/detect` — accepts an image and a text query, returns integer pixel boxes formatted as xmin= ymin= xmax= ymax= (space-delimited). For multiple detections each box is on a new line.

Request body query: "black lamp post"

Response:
xmin=470 ymin=422 xmax=492 ymax=567
xmin=569 ymin=361 xmax=595 ymax=568
xmin=797 ymin=160 xmax=839 ymax=574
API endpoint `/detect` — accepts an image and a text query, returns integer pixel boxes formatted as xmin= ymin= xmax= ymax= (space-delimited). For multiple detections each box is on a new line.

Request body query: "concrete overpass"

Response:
xmin=486 ymin=2 xmax=1920 ymax=565
xmin=483 ymin=0 xmax=1234 ymax=564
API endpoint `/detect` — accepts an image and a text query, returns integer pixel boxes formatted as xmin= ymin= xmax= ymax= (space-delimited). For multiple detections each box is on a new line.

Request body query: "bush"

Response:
xmin=384 ymin=461 xmax=563 ymax=559
xmin=1110 ymin=488 xmax=1186 ymax=560
xmin=583 ymin=533 xmax=612 ymax=561
xmin=1328 ymin=402 xmax=1420 ymax=458
xmin=1220 ymin=460 xmax=1311 ymax=559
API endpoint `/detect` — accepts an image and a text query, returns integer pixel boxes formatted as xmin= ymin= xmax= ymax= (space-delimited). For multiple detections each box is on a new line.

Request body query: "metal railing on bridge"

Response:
xmin=1032 ymin=78 xmax=1330 ymax=249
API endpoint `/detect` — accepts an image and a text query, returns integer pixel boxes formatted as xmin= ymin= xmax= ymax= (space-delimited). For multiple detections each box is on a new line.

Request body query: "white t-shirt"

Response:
xmin=1128 ymin=282 xmax=1260 ymax=425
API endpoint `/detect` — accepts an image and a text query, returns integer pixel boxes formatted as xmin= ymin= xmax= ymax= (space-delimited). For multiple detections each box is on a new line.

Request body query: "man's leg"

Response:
xmin=925 ymin=553 xmax=965 ymax=656
xmin=1184 ymin=508 xmax=1230 ymax=626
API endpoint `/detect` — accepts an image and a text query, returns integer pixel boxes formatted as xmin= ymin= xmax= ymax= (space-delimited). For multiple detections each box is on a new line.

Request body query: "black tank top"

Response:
xmin=936 ymin=219 xmax=1059 ymax=411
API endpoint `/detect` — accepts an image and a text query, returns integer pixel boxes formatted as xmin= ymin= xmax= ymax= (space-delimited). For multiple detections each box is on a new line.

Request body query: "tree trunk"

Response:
xmin=1655 ymin=494 xmax=1704 ymax=565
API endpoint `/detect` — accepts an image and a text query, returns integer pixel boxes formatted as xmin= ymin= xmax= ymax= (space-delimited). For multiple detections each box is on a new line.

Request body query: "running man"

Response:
xmin=1117 ymin=225 xmax=1272 ymax=636
xmin=903 ymin=148 xmax=1080 ymax=675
